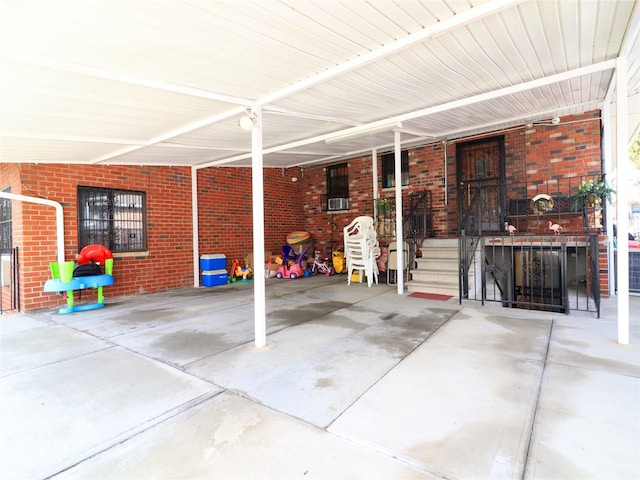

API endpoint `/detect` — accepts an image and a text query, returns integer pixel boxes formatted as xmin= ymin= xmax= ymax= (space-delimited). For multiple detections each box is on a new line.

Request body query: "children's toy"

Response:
xmin=310 ymin=250 xmax=335 ymax=276
xmin=276 ymin=243 xmax=312 ymax=279
xmin=331 ymin=250 xmax=345 ymax=274
xmin=235 ymin=264 xmax=252 ymax=281
xmin=44 ymin=244 xmax=114 ymax=314
xmin=76 ymin=243 xmax=113 ymax=265
xmin=286 ymin=231 xmax=311 ymax=245
xmin=229 ymin=258 xmax=252 ymax=282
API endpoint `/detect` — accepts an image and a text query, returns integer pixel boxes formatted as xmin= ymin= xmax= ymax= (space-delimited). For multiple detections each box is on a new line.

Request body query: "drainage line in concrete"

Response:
xmin=521 ymin=318 xmax=554 ymax=479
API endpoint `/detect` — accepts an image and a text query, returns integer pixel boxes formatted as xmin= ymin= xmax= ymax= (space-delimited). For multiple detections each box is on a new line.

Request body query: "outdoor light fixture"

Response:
xmin=325 ymin=122 xmax=403 ymax=144
xmin=238 ymin=114 xmax=255 ymax=131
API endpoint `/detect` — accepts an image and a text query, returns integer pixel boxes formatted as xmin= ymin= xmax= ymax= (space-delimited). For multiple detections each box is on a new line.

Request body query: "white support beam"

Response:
xmin=394 ymin=130 xmax=404 ymax=295
xmin=602 ymin=101 xmax=614 ymax=297
xmin=615 ymin=57 xmax=630 ymax=345
xmin=251 ymin=107 xmax=267 ymax=348
xmin=198 ymin=61 xmax=616 ymax=169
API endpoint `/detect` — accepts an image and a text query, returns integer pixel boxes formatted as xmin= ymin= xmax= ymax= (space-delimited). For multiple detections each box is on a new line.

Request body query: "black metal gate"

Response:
xmin=1 ymin=247 xmax=20 ymax=313
xmin=460 ymin=235 xmax=601 ymax=316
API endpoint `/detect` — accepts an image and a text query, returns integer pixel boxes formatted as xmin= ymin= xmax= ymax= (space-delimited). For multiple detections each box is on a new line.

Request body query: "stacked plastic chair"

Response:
xmin=387 ymin=241 xmax=410 ymax=285
xmin=343 ymin=216 xmax=380 ymax=287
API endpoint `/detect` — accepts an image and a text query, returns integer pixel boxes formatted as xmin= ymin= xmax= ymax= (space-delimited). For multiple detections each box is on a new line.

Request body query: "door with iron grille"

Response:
xmin=456 ymin=136 xmax=505 ymax=234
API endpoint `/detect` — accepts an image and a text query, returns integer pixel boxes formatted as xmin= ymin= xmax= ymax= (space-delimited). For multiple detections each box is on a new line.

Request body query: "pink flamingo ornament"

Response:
xmin=548 ymin=221 xmax=563 ymax=235
xmin=504 ymin=222 xmax=517 ymax=236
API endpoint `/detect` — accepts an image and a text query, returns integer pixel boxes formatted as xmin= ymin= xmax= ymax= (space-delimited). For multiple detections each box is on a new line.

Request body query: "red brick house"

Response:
xmin=0 ymin=109 xmax=615 ymax=311
xmin=1 ymin=2 xmax=638 ymax=336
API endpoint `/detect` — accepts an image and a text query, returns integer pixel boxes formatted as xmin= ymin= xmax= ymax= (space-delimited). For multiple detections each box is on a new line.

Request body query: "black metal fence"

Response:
xmin=459 ymin=174 xmax=612 ymax=237
xmin=1 ymin=247 xmax=20 ymax=313
xmin=460 ymin=235 xmax=601 ymax=316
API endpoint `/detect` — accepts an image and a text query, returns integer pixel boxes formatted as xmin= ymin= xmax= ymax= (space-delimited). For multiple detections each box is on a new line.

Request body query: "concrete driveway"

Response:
xmin=1 ymin=275 xmax=638 ymax=479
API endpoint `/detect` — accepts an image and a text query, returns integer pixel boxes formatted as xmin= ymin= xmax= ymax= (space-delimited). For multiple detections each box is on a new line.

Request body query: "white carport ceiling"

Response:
xmin=1 ymin=0 xmax=639 ymax=169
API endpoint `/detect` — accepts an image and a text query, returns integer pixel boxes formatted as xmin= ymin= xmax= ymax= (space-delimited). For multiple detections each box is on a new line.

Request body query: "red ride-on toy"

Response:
xmin=275 ymin=244 xmax=312 ymax=279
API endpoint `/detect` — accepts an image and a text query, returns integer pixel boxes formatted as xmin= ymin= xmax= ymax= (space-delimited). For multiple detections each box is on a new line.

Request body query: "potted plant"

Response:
xmin=572 ymin=178 xmax=616 ymax=210
xmin=376 ymin=197 xmax=396 ymax=219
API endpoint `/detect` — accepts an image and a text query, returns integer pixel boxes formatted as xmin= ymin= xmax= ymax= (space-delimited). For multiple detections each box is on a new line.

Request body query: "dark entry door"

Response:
xmin=456 ymin=136 xmax=505 ymax=234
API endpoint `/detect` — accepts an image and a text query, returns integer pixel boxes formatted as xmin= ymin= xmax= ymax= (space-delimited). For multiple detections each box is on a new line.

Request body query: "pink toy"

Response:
xmin=275 ymin=243 xmax=312 ymax=279
xmin=504 ymin=222 xmax=517 ymax=236
xmin=548 ymin=221 xmax=563 ymax=235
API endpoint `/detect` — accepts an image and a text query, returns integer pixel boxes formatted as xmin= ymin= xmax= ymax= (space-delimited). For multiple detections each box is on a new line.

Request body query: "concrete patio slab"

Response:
xmin=328 ymin=310 xmax=550 ymax=479
xmin=0 ymin=313 xmax=50 ymax=335
xmin=54 ymin=392 xmax=430 ymax=480
xmin=526 ymin=360 xmax=640 ymax=479
xmin=187 ymin=292 xmax=456 ymax=427
xmin=547 ymin=317 xmax=640 ymax=377
xmin=0 ymin=343 xmax=219 ymax=479
xmin=1 ymin=276 xmax=638 ymax=479
xmin=0 ymin=323 xmax=110 ymax=376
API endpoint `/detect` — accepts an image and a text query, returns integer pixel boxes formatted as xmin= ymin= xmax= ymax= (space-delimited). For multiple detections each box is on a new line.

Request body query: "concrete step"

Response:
xmin=419 ymin=250 xmax=457 ymax=261
xmin=416 ymin=256 xmax=457 ymax=268
xmin=407 ymin=280 xmax=459 ymax=296
xmin=411 ymin=269 xmax=459 ymax=284
xmin=421 ymin=238 xmax=458 ymax=248
xmin=408 ymin=238 xmax=468 ymax=298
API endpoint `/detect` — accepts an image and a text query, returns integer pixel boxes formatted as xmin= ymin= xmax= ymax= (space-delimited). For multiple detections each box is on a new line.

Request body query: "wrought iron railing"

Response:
xmin=0 ymin=246 xmax=20 ymax=313
xmin=458 ymin=174 xmax=613 ymax=238
xmin=461 ymin=235 xmax=601 ymax=316
xmin=375 ymin=191 xmax=433 ymax=273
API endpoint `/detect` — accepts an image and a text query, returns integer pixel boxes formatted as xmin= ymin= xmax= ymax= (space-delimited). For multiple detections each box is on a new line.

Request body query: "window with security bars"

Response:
xmin=323 ymin=163 xmax=349 ymax=210
xmin=381 ymin=150 xmax=409 ymax=188
xmin=0 ymin=189 xmax=11 ymax=254
xmin=78 ymin=186 xmax=147 ymax=252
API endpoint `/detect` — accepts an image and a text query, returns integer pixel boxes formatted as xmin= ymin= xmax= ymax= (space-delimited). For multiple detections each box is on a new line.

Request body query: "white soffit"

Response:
xmin=0 ymin=0 xmax=638 ymax=169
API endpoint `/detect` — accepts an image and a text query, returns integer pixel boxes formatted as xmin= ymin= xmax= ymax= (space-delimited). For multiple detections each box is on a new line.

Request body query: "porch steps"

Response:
xmin=408 ymin=239 xmax=469 ymax=297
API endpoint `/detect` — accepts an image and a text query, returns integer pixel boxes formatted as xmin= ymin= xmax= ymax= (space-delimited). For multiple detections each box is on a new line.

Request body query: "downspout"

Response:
xmin=0 ymin=192 xmax=65 ymax=265
xmin=443 ymin=140 xmax=448 ymax=205
xmin=372 ymin=147 xmax=378 ymax=215
xmin=191 ymin=166 xmax=200 ymax=287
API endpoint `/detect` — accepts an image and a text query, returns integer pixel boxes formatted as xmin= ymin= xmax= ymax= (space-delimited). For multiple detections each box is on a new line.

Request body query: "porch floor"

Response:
xmin=1 ymin=276 xmax=638 ymax=479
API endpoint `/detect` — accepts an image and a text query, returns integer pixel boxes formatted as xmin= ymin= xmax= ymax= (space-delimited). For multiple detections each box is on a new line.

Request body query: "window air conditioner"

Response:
xmin=328 ymin=198 xmax=349 ymax=211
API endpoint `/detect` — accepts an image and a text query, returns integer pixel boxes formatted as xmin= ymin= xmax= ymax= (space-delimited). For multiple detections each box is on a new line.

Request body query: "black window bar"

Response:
xmin=78 ymin=186 xmax=147 ymax=252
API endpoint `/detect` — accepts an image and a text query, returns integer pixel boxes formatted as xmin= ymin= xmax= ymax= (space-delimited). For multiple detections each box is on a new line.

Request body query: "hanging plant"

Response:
xmin=531 ymin=194 xmax=554 ymax=214
xmin=572 ymin=178 xmax=615 ymax=210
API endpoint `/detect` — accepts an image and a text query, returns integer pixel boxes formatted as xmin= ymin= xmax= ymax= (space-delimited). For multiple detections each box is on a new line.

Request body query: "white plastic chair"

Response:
xmin=387 ymin=241 xmax=409 ymax=285
xmin=344 ymin=216 xmax=379 ymax=287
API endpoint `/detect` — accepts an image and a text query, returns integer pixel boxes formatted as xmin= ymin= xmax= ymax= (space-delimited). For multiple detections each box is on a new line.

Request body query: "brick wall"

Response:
xmin=301 ymin=111 xmax=609 ymax=295
xmin=2 ymin=163 xmax=303 ymax=311
xmin=303 ymin=112 xmax=602 ymax=243
xmin=197 ymin=166 xmax=303 ymax=267
xmin=3 ymin=111 xmax=609 ymax=310
xmin=4 ymin=164 xmax=196 ymax=310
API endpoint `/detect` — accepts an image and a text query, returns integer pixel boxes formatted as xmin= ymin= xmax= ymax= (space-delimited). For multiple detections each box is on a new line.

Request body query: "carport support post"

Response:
xmin=251 ymin=107 xmax=267 ymax=348
xmin=615 ymin=56 xmax=629 ymax=345
xmin=394 ymin=130 xmax=404 ymax=295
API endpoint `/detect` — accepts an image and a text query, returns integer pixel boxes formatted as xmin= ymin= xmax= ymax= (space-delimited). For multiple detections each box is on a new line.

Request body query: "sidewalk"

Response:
xmin=1 ymin=278 xmax=638 ymax=479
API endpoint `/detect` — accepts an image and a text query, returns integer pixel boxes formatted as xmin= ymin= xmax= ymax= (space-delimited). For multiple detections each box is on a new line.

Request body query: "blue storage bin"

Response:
xmin=200 ymin=254 xmax=226 ymax=271
xmin=202 ymin=269 xmax=227 ymax=287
